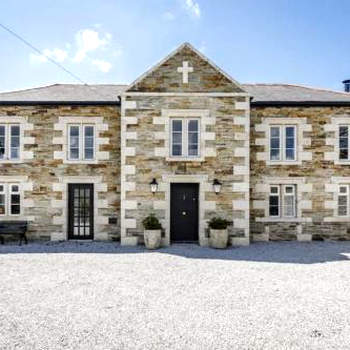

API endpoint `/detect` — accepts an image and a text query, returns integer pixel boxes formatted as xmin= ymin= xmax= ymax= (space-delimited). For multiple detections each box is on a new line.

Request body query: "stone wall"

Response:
xmin=0 ymin=105 xmax=121 ymax=240
xmin=121 ymin=94 xmax=250 ymax=246
xmin=251 ymin=105 xmax=350 ymax=241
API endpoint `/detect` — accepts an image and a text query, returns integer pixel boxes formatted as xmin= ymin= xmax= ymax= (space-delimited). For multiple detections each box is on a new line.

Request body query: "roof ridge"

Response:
xmin=243 ymin=83 xmax=348 ymax=95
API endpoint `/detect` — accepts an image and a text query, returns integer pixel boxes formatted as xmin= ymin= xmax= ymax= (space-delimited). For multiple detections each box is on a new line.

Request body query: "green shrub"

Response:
xmin=142 ymin=213 xmax=162 ymax=230
xmin=208 ymin=217 xmax=230 ymax=230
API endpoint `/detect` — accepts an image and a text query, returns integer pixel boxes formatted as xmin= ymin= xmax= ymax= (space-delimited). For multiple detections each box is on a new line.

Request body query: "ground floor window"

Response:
xmin=269 ymin=184 xmax=296 ymax=218
xmin=0 ymin=183 xmax=21 ymax=216
xmin=338 ymin=185 xmax=350 ymax=216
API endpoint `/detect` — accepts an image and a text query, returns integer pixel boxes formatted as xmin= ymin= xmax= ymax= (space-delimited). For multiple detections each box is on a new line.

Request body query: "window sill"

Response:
xmin=266 ymin=160 xmax=301 ymax=166
xmin=256 ymin=217 xmax=312 ymax=223
xmin=166 ymin=157 xmax=204 ymax=162
xmin=334 ymin=160 xmax=350 ymax=165
xmin=0 ymin=159 xmax=23 ymax=164
xmin=63 ymin=159 xmax=98 ymax=165
xmin=324 ymin=217 xmax=350 ymax=222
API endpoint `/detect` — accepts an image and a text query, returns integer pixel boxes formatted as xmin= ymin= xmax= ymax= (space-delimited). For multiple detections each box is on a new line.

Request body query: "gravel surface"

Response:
xmin=1 ymin=241 xmax=350 ymax=350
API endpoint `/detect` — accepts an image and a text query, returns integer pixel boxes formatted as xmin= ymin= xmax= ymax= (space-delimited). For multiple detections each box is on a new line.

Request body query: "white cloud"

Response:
xmin=29 ymin=48 xmax=68 ymax=64
xmin=91 ymin=59 xmax=112 ymax=73
xmin=184 ymin=0 xmax=201 ymax=18
xmin=73 ymin=29 xmax=112 ymax=63
xmin=162 ymin=11 xmax=175 ymax=21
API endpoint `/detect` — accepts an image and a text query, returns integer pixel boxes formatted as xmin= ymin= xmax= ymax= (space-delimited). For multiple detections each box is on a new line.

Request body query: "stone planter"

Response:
xmin=209 ymin=229 xmax=228 ymax=249
xmin=144 ymin=230 xmax=162 ymax=250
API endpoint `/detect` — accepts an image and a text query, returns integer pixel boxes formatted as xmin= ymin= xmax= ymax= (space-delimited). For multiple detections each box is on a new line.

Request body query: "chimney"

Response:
xmin=343 ymin=79 xmax=350 ymax=92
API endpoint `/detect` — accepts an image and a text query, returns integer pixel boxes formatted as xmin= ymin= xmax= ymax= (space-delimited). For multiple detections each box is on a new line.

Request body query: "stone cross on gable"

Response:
xmin=177 ymin=61 xmax=193 ymax=84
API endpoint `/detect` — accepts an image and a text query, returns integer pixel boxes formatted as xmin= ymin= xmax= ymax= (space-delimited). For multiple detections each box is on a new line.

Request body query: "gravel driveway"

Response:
xmin=1 ymin=241 xmax=350 ymax=350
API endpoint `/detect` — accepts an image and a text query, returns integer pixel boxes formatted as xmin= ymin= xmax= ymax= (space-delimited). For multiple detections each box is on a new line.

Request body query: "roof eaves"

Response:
xmin=251 ymin=100 xmax=350 ymax=107
xmin=0 ymin=100 xmax=120 ymax=106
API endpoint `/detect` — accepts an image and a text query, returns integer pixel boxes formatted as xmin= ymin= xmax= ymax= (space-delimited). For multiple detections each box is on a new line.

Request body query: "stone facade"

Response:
xmin=0 ymin=105 xmax=120 ymax=240
xmin=251 ymin=106 xmax=350 ymax=241
xmin=2 ymin=42 xmax=350 ymax=244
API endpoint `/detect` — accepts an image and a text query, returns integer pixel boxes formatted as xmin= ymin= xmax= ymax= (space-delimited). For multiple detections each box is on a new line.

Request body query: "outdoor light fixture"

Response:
xmin=150 ymin=178 xmax=158 ymax=194
xmin=213 ymin=179 xmax=222 ymax=194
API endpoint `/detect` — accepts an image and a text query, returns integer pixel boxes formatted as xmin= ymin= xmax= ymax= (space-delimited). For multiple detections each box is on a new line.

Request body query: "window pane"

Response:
xmin=270 ymin=196 xmax=279 ymax=206
xmin=285 ymin=127 xmax=295 ymax=138
xmin=338 ymin=195 xmax=348 ymax=216
xmin=283 ymin=195 xmax=295 ymax=217
xmin=172 ymin=120 xmax=182 ymax=132
xmin=270 ymin=149 xmax=280 ymax=160
xmin=270 ymin=138 xmax=280 ymax=149
xmin=172 ymin=144 xmax=182 ymax=156
xmin=85 ymin=137 xmax=94 ymax=148
xmin=188 ymin=144 xmax=198 ymax=156
xmin=11 ymin=185 xmax=19 ymax=192
xmin=11 ymin=205 xmax=20 ymax=215
xmin=172 ymin=133 xmax=182 ymax=144
xmin=10 ymin=148 xmax=19 ymax=159
xmin=269 ymin=195 xmax=279 ymax=216
xmin=0 ymin=126 xmax=4 ymax=136
xmin=188 ymin=120 xmax=198 ymax=132
xmin=340 ymin=138 xmax=348 ymax=149
xmin=340 ymin=149 xmax=349 ymax=160
xmin=188 ymin=132 xmax=198 ymax=144
xmin=11 ymin=126 xmax=20 ymax=136
xmin=270 ymin=127 xmax=280 ymax=137
xmin=270 ymin=186 xmax=278 ymax=194
xmin=70 ymin=149 xmax=79 ymax=159
xmin=70 ymin=136 xmax=79 ymax=147
xmin=286 ymin=137 xmax=295 ymax=148
xmin=286 ymin=149 xmax=295 ymax=160
xmin=339 ymin=186 xmax=348 ymax=194
xmin=84 ymin=148 xmax=94 ymax=160
xmin=84 ymin=126 xmax=94 ymax=137
xmin=340 ymin=126 xmax=348 ymax=137
xmin=0 ymin=193 xmax=5 ymax=215
xmin=70 ymin=126 xmax=79 ymax=136
xmin=11 ymin=194 xmax=20 ymax=204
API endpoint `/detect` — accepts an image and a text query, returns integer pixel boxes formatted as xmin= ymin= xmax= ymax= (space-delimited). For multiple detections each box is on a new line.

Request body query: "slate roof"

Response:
xmin=1 ymin=83 xmax=350 ymax=105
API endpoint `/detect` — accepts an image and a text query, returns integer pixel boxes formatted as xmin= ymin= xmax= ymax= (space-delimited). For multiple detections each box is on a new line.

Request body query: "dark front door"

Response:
xmin=68 ymin=184 xmax=94 ymax=240
xmin=170 ymin=183 xmax=199 ymax=242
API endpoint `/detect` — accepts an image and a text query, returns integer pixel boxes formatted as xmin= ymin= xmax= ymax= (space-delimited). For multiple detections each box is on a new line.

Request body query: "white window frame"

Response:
xmin=269 ymin=125 xmax=297 ymax=162
xmin=339 ymin=125 xmax=350 ymax=161
xmin=338 ymin=185 xmax=350 ymax=217
xmin=0 ymin=124 xmax=21 ymax=161
xmin=170 ymin=118 xmax=200 ymax=158
xmin=269 ymin=184 xmax=297 ymax=218
xmin=0 ymin=183 xmax=21 ymax=216
xmin=68 ymin=124 xmax=96 ymax=161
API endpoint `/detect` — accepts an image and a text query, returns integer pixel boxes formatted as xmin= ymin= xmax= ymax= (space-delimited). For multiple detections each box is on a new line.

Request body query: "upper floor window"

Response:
xmin=270 ymin=125 xmax=296 ymax=162
xmin=0 ymin=124 xmax=20 ymax=161
xmin=339 ymin=126 xmax=350 ymax=160
xmin=68 ymin=125 xmax=95 ymax=161
xmin=269 ymin=184 xmax=296 ymax=218
xmin=0 ymin=183 xmax=21 ymax=216
xmin=170 ymin=119 xmax=199 ymax=158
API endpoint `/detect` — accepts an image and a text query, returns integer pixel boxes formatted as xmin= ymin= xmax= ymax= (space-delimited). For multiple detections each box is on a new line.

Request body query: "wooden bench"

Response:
xmin=0 ymin=221 xmax=28 ymax=245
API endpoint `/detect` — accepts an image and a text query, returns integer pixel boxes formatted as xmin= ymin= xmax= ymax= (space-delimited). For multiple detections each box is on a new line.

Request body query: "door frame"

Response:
xmin=68 ymin=183 xmax=94 ymax=240
xmin=161 ymin=174 xmax=210 ymax=246
xmin=170 ymin=183 xmax=199 ymax=243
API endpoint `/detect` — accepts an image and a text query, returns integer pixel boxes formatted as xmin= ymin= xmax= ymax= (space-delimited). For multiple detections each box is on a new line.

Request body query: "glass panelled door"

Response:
xmin=68 ymin=184 xmax=94 ymax=239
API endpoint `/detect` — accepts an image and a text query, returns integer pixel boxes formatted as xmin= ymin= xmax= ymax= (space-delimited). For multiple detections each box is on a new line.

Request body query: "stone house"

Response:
xmin=1 ymin=42 xmax=350 ymax=245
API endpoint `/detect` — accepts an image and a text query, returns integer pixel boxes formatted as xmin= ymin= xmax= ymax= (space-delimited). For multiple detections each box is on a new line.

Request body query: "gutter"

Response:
xmin=0 ymin=100 xmax=121 ymax=106
xmin=251 ymin=101 xmax=350 ymax=107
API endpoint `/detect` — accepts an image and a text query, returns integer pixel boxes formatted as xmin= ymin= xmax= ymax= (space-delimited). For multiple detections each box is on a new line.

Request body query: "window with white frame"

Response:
xmin=338 ymin=185 xmax=350 ymax=216
xmin=339 ymin=126 xmax=350 ymax=160
xmin=269 ymin=185 xmax=296 ymax=218
xmin=0 ymin=124 xmax=20 ymax=161
xmin=0 ymin=183 xmax=21 ymax=216
xmin=269 ymin=125 xmax=296 ymax=161
xmin=170 ymin=119 xmax=199 ymax=158
xmin=68 ymin=124 xmax=95 ymax=161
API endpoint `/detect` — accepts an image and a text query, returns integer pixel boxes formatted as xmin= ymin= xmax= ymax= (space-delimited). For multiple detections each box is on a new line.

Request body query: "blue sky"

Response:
xmin=1 ymin=0 xmax=349 ymax=92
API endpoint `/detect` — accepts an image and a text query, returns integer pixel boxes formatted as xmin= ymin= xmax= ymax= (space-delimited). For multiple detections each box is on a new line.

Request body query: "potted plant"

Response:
xmin=142 ymin=213 xmax=162 ymax=250
xmin=208 ymin=217 xmax=230 ymax=249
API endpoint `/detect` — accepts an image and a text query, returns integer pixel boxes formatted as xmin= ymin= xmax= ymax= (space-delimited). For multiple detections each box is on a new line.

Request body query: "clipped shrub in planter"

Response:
xmin=142 ymin=214 xmax=162 ymax=249
xmin=208 ymin=217 xmax=230 ymax=249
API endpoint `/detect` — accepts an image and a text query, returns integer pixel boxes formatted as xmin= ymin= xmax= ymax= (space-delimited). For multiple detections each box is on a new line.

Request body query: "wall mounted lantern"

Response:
xmin=150 ymin=178 xmax=158 ymax=194
xmin=213 ymin=179 xmax=222 ymax=194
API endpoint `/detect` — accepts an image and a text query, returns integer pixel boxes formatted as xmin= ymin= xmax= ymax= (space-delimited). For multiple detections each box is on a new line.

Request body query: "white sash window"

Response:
xmin=339 ymin=126 xmax=350 ymax=160
xmin=0 ymin=124 xmax=20 ymax=161
xmin=170 ymin=118 xmax=199 ymax=158
xmin=269 ymin=125 xmax=296 ymax=161
xmin=338 ymin=185 xmax=349 ymax=216
xmin=68 ymin=124 xmax=95 ymax=161
xmin=269 ymin=184 xmax=296 ymax=218
xmin=0 ymin=183 xmax=21 ymax=216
